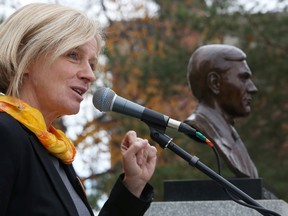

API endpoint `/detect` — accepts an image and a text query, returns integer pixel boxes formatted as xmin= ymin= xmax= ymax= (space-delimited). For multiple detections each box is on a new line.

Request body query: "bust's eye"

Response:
xmin=239 ymin=73 xmax=251 ymax=82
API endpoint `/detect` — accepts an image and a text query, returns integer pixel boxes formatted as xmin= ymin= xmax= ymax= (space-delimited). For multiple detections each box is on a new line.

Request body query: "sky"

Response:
xmin=205 ymin=0 xmax=288 ymax=12
xmin=0 ymin=0 xmax=159 ymax=26
xmin=239 ymin=0 xmax=288 ymax=12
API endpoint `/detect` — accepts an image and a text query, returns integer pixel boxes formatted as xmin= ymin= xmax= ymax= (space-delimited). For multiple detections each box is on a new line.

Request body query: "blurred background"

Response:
xmin=1 ymin=0 xmax=287 ymax=212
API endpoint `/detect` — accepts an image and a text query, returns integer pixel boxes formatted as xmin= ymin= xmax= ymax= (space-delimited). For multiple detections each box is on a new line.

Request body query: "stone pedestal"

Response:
xmin=144 ymin=200 xmax=288 ymax=216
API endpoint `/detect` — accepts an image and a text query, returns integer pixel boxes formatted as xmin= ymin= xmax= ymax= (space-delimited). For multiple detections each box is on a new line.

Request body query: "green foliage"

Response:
xmin=139 ymin=49 xmax=191 ymax=92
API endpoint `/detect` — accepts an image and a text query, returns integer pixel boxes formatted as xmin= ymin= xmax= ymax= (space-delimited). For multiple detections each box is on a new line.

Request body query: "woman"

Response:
xmin=0 ymin=3 xmax=157 ymax=216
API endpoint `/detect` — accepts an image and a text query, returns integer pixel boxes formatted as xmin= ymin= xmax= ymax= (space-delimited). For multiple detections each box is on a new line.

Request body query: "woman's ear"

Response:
xmin=207 ymin=71 xmax=221 ymax=95
xmin=23 ymin=65 xmax=30 ymax=75
xmin=24 ymin=62 xmax=33 ymax=75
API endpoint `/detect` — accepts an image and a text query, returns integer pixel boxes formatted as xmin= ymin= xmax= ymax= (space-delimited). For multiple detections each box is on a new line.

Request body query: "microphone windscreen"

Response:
xmin=92 ymin=87 xmax=116 ymax=112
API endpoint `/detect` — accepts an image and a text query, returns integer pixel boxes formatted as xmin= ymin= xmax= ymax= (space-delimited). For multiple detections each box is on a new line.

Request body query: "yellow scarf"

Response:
xmin=0 ymin=95 xmax=76 ymax=164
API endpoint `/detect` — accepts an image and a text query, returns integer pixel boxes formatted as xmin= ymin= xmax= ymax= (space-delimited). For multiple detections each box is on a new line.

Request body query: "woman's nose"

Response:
xmin=78 ymin=63 xmax=96 ymax=83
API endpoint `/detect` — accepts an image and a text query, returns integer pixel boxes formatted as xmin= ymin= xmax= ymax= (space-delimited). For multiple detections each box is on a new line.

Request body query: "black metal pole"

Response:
xmin=149 ymin=128 xmax=280 ymax=216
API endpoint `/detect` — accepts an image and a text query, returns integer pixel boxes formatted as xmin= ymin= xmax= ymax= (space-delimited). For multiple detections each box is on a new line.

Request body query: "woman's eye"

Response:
xmin=67 ymin=52 xmax=78 ymax=60
xmin=90 ymin=63 xmax=95 ymax=70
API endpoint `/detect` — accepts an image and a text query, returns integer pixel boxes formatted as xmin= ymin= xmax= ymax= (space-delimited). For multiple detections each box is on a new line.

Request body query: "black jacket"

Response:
xmin=0 ymin=112 xmax=153 ymax=216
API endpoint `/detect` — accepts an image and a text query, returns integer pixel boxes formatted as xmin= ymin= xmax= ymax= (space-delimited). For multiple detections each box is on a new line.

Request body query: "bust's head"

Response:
xmin=187 ymin=44 xmax=258 ymax=118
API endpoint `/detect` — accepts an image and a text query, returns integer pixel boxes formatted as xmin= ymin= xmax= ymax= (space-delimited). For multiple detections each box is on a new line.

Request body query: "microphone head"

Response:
xmin=92 ymin=87 xmax=116 ymax=112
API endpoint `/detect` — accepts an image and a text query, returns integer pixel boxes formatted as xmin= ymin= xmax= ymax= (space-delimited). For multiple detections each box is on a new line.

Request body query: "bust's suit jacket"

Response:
xmin=185 ymin=103 xmax=258 ymax=178
xmin=0 ymin=112 xmax=152 ymax=216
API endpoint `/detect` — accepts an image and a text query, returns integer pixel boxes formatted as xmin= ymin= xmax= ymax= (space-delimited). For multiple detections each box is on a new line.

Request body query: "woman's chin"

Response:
xmin=65 ymin=105 xmax=81 ymax=116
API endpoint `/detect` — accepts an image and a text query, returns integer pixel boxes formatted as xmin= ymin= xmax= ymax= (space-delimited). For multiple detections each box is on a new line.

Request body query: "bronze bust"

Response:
xmin=185 ymin=44 xmax=259 ymax=178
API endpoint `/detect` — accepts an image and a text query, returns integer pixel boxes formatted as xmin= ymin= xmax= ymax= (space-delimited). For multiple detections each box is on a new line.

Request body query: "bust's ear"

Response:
xmin=207 ymin=71 xmax=221 ymax=94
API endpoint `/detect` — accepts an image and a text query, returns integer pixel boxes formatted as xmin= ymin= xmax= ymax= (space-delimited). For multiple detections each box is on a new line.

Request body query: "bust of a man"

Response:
xmin=185 ymin=44 xmax=259 ymax=178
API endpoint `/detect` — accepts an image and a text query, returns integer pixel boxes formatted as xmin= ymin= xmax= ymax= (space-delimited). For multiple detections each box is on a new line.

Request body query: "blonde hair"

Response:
xmin=0 ymin=3 xmax=104 ymax=97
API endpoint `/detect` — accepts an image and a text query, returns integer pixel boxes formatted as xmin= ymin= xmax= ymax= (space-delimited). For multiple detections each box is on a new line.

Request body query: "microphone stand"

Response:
xmin=148 ymin=127 xmax=280 ymax=216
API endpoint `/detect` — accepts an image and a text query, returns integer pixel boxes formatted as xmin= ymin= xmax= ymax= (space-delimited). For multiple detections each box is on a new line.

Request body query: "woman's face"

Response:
xmin=20 ymin=39 xmax=98 ymax=125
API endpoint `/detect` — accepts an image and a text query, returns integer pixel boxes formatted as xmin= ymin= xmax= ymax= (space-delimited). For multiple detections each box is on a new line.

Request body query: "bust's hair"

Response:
xmin=187 ymin=44 xmax=246 ymax=100
xmin=0 ymin=3 xmax=104 ymax=97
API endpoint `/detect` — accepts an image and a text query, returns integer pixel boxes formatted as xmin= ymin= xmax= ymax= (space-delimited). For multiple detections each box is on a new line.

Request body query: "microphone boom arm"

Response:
xmin=149 ymin=127 xmax=280 ymax=216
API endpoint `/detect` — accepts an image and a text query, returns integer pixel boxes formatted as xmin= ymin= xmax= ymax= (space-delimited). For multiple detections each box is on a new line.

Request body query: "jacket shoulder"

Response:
xmin=0 ymin=112 xmax=33 ymax=158
xmin=0 ymin=112 xmax=24 ymax=131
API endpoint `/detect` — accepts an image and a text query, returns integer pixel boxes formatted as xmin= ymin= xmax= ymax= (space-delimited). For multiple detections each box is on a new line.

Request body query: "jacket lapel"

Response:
xmin=29 ymin=134 xmax=79 ymax=216
xmin=63 ymin=165 xmax=94 ymax=216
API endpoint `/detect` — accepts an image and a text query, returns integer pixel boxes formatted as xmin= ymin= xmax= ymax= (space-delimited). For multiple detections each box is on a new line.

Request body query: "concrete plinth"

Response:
xmin=144 ymin=200 xmax=288 ymax=216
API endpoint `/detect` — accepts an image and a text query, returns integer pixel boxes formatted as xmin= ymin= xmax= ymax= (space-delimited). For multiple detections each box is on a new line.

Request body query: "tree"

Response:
xmin=92 ymin=0 xmax=288 ymax=205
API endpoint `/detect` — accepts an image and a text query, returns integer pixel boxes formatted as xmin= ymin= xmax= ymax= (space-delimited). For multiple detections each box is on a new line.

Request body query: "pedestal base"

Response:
xmin=144 ymin=200 xmax=288 ymax=216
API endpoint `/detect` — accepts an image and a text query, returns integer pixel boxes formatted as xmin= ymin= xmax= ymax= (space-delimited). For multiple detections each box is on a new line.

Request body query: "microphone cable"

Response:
xmin=206 ymin=141 xmax=281 ymax=216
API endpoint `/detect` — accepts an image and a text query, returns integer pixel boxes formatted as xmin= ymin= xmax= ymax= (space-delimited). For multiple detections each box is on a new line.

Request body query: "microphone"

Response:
xmin=92 ymin=87 xmax=212 ymax=146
